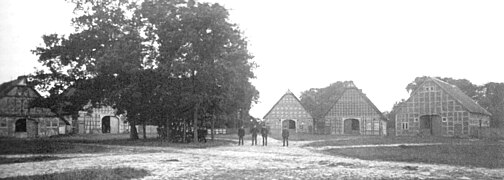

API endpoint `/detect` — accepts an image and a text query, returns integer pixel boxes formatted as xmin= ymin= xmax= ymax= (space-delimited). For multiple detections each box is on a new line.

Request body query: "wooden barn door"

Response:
xmin=344 ymin=119 xmax=353 ymax=134
xmin=431 ymin=115 xmax=442 ymax=136
xmin=420 ymin=115 xmax=442 ymax=136
xmin=344 ymin=119 xmax=360 ymax=135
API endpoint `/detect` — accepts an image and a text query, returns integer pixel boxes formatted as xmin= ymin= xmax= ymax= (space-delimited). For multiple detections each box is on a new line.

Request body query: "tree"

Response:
xmin=31 ymin=0 xmax=258 ymax=141
xmin=478 ymin=83 xmax=504 ymax=128
xmin=139 ymin=0 xmax=257 ymax=142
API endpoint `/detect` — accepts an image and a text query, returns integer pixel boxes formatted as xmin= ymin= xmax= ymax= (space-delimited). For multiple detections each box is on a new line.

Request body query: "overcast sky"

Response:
xmin=1 ymin=0 xmax=503 ymax=118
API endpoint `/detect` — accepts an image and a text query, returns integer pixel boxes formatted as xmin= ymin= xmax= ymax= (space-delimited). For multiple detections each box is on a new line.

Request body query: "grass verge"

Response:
xmin=0 ymin=156 xmax=68 ymax=165
xmin=0 ymin=134 xmax=233 ymax=155
xmin=0 ymin=138 xmax=109 ymax=155
xmin=303 ymin=136 xmax=473 ymax=147
xmin=1 ymin=167 xmax=149 ymax=180
xmin=322 ymin=143 xmax=504 ymax=169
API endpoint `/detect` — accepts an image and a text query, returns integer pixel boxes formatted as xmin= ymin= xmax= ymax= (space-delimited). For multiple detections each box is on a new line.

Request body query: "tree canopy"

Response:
xmin=31 ymin=0 xmax=259 ymax=141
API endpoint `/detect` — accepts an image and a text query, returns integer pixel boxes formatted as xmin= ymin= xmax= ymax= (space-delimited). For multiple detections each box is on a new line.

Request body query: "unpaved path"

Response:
xmin=1 ymin=138 xmax=503 ymax=179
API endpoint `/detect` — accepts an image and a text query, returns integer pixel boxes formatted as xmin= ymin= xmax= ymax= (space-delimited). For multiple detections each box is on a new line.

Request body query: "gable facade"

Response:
xmin=395 ymin=77 xmax=491 ymax=137
xmin=324 ymin=87 xmax=386 ymax=135
xmin=263 ymin=90 xmax=313 ymax=136
xmin=0 ymin=77 xmax=69 ymax=138
xmin=76 ymin=105 xmax=129 ymax=134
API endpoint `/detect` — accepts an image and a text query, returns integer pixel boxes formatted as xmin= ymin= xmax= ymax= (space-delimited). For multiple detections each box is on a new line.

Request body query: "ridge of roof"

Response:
xmin=322 ymin=87 xmax=387 ymax=120
xmin=0 ymin=78 xmax=23 ymax=98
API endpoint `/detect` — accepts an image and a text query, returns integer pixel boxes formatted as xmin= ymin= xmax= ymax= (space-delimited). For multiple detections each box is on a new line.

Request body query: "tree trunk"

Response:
xmin=182 ymin=121 xmax=186 ymax=143
xmin=129 ymin=116 xmax=139 ymax=140
xmin=193 ymin=102 xmax=199 ymax=143
xmin=165 ymin=119 xmax=171 ymax=141
xmin=142 ymin=120 xmax=147 ymax=139
xmin=211 ymin=113 xmax=215 ymax=141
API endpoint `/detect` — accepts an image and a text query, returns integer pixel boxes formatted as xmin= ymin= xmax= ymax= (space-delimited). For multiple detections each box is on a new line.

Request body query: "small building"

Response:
xmin=395 ymin=77 xmax=491 ymax=137
xmin=0 ymin=76 xmax=69 ymax=138
xmin=75 ymin=105 xmax=129 ymax=134
xmin=323 ymin=83 xmax=387 ymax=135
xmin=60 ymin=88 xmax=130 ymax=134
xmin=263 ymin=90 xmax=313 ymax=136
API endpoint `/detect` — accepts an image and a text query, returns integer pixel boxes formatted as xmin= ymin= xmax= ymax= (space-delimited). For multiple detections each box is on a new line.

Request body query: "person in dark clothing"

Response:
xmin=261 ymin=126 xmax=269 ymax=146
xmin=282 ymin=127 xmax=289 ymax=147
xmin=238 ymin=126 xmax=245 ymax=145
xmin=250 ymin=125 xmax=258 ymax=145
xmin=197 ymin=127 xmax=207 ymax=143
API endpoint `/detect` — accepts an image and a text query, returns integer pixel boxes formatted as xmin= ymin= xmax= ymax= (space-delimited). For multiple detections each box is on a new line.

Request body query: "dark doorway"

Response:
xmin=282 ymin=119 xmax=296 ymax=129
xmin=15 ymin=119 xmax=27 ymax=132
xmin=344 ymin=119 xmax=360 ymax=135
xmin=420 ymin=115 xmax=442 ymax=136
xmin=102 ymin=116 xmax=110 ymax=133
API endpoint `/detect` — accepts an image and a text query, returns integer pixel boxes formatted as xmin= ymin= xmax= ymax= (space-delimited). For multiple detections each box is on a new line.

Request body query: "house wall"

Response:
xmin=395 ymin=81 xmax=490 ymax=137
xmin=324 ymin=88 xmax=385 ymax=135
xmin=76 ymin=106 xmax=129 ymax=134
xmin=0 ymin=84 xmax=66 ymax=138
xmin=265 ymin=118 xmax=313 ymax=136
xmin=264 ymin=93 xmax=314 ymax=136
xmin=0 ymin=116 xmax=64 ymax=138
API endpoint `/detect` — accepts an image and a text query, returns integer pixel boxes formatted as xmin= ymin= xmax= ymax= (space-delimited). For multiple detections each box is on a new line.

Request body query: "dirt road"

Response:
xmin=1 ymin=138 xmax=503 ymax=179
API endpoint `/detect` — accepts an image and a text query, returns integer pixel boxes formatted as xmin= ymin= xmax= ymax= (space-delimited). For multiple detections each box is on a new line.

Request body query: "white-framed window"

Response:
xmin=442 ymin=117 xmax=447 ymax=122
xmin=414 ymin=118 xmax=419 ymax=122
xmin=402 ymin=122 xmax=409 ymax=130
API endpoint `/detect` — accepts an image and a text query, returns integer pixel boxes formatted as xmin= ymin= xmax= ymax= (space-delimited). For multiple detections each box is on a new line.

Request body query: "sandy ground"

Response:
xmin=1 ymin=138 xmax=503 ymax=180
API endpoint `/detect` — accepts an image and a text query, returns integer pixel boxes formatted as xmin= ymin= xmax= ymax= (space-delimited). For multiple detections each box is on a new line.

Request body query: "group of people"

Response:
xmin=237 ymin=125 xmax=290 ymax=147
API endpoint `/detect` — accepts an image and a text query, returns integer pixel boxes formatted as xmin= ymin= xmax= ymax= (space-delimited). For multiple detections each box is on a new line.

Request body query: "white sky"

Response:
xmin=1 ymin=0 xmax=503 ymax=119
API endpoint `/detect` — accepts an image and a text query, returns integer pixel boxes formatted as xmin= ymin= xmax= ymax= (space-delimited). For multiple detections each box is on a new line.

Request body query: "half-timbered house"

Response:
xmin=263 ymin=90 xmax=313 ymax=136
xmin=323 ymin=83 xmax=387 ymax=135
xmin=0 ymin=76 xmax=69 ymax=138
xmin=395 ymin=77 xmax=491 ymax=137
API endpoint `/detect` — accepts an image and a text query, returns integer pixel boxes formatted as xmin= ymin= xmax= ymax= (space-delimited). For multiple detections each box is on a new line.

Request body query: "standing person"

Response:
xmin=238 ymin=126 xmax=245 ymax=145
xmin=261 ymin=126 xmax=269 ymax=146
xmin=251 ymin=125 xmax=258 ymax=146
xmin=282 ymin=127 xmax=289 ymax=147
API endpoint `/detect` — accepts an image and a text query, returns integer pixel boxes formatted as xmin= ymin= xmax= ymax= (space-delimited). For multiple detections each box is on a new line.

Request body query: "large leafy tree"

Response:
xmin=478 ymin=83 xmax=504 ymax=128
xmin=31 ymin=0 xmax=258 ymax=141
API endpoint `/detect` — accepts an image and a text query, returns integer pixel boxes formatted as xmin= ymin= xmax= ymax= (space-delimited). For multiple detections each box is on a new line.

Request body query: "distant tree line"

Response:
xmin=29 ymin=0 xmax=259 ymax=142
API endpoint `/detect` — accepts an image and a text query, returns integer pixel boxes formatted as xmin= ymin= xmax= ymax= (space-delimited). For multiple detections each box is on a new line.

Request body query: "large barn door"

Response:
xmin=344 ymin=119 xmax=359 ymax=135
xmin=282 ymin=119 xmax=296 ymax=134
xmin=420 ymin=115 xmax=442 ymax=136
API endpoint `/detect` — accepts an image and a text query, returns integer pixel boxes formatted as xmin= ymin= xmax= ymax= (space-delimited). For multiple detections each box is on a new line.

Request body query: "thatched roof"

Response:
xmin=429 ymin=77 xmax=491 ymax=116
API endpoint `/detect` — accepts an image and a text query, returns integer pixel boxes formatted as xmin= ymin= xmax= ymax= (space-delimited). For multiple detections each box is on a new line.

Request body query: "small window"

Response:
xmin=46 ymin=120 xmax=52 ymax=127
xmin=430 ymin=87 xmax=434 ymax=91
xmin=442 ymin=117 xmax=447 ymax=122
xmin=402 ymin=122 xmax=409 ymax=130
xmin=414 ymin=118 xmax=419 ymax=122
